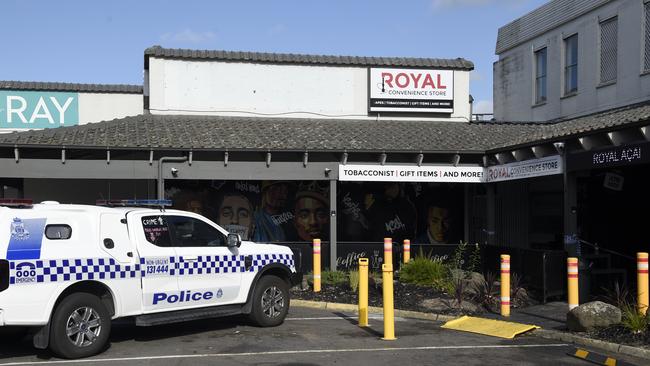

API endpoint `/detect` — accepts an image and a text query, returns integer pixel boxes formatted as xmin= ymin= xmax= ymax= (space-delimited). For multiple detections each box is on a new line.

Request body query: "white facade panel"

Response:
xmin=78 ymin=93 xmax=142 ymax=125
xmin=148 ymin=57 xmax=471 ymax=122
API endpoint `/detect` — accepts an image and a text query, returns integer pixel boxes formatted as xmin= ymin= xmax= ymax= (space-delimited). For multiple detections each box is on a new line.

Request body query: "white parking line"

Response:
xmin=286 ymin=316 xmax=405 ymax=321
xmin=0 ymin=344 xmax=570 ymax=365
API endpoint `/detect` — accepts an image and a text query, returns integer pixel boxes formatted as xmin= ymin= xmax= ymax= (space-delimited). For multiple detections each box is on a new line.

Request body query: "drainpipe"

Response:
xmin=157 ymin=156 xmax=188 ymax=199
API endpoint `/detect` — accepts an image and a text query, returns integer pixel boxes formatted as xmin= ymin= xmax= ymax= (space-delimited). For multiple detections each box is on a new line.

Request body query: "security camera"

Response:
xmin=553 ymin=142 xmax=565 ymax=155
xmin=324 ymin=168 xmax=332 ymax=177
xmin=170 ymin=167 xmax=179 ymax=177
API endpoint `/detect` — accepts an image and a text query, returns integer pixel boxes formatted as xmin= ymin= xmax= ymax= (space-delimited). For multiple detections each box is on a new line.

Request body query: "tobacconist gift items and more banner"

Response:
xmin=338 ymin=156 xmax=564 ymax=184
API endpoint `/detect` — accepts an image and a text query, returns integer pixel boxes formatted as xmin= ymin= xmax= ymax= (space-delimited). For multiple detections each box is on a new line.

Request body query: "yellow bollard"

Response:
xmin=500 ymin=254 xmax=510 ymax=317
xmin=358 ymin=258 xmax=369 ymax=327
xmin=403 ymin=239 xmax=411 ymax=264
xmin=638 ymin=252 xmax=649 ymax=315
xmin=567 ymin=257 xmax=579 ymax=311
xmin=384 ymin=237 xmax=393 ymax=269
xmin=381 ymin=263 xmax=396 ymax=340
xmin=313 ymin=238 xmax=321 ymax=292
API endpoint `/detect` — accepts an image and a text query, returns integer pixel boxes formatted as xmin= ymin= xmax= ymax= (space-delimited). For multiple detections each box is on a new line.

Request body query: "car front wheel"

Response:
xmin=249 ymin=275 xmax=289 ymax=327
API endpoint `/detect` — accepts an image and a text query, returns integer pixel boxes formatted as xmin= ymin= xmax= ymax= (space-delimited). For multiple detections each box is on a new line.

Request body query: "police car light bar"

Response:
xmin=96 ymin=199 xmax=172 ymax=207
xmin=0 ymin=199 xmax=33 ymax=208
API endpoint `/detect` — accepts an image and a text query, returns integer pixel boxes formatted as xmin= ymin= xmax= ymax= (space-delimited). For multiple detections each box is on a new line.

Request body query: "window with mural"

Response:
xmin=166 ymin=180 xmax=464 ymax=244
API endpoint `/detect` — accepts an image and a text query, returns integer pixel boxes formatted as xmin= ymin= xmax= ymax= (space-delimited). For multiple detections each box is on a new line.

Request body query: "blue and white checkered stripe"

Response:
xmin=9 ymin=253 xmax=294 ymax=285
xmin=9 ymin=258 xmax=140 ymax=285
xmin=176 ymin=255 xmax=245 ymax=276
xmin=249 ymin=253 xmax=295 ymax=272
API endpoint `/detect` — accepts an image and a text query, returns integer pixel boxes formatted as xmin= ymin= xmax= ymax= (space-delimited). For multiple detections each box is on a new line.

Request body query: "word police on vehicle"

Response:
xmin=0 ymin=199 xmax=301 ymax=359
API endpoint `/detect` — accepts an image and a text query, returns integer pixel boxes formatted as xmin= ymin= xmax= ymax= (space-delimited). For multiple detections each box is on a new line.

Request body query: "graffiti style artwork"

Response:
xmin=165 ymin=180 xmax=463 ymax=244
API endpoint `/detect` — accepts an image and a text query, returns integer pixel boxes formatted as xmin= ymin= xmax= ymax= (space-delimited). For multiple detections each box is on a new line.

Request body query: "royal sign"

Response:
xmin=0 ymin=90 xmax=79 ymax=129
xmin=369 ymin=68 xmax=454 ymax=113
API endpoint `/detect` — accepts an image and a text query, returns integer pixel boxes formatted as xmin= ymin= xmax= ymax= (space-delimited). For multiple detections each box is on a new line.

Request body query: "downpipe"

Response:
xmin=157 ymin=156 xmax=188 ymax=200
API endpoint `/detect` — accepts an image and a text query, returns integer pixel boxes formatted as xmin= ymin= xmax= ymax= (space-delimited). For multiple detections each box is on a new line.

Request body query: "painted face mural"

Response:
xmin=294 ymin=196 xmax=329 ymax=241
xmin=217 ymin=194 xmax=254 ymax=240
xmin=427 ymin=206 xmax=451 ymax=243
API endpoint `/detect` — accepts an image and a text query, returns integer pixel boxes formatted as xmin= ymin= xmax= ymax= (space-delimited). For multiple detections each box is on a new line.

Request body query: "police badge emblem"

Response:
xmin=10 ymin=217 xmax=30 ymax=240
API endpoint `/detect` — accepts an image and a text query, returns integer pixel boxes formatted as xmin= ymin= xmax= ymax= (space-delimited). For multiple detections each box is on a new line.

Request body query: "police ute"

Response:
xmin=0 ymin=199 xmax=301 ymax=359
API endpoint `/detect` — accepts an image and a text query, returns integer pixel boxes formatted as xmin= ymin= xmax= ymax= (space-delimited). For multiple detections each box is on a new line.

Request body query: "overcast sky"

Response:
xmin=2 ymin=0 xmax=548 ymax=114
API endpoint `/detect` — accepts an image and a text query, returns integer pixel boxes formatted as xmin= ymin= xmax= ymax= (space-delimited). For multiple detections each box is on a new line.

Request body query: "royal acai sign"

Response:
xmin=0 ymin=91 xmax=79 ymax=129
xmin=369 ymin=68 xmax=454 ymax=113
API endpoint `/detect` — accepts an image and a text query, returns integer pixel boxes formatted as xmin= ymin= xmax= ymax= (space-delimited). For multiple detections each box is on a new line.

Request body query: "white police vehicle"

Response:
xmin=0 ymin=199 xmax=300 ymax=359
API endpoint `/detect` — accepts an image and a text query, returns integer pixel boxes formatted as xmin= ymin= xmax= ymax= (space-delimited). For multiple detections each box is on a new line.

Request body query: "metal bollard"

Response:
xmin=384 ymin=237 xmax=393 ymax=268
xmin=638 ymin=252 xmax=648 ymax=315
xmin=500 ymin=254 xmax=510 ymax=317
xmin=358 ymin=258 xmax=369 ymax=327
xmin=567 ymin=257 xmax=579 ymax=311
xmin=381 ymin=263 xmax=396 ymax=340
xmin=403 ymin=239 xmax=411 ymax=264
xmin=313 ymin=238 xmax=321 ymax=292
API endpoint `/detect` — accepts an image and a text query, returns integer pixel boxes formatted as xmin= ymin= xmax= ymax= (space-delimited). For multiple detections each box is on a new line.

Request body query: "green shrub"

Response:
xmin=467 ymin=243 xmax=481 ymax=274
xmin=399 ymin=256 xmax=448 ymax=287
xmin=349 ymin=270 xmax=360 ymax=292
xmin=450 ymin=241 xmax=468 ymax=270
xmin=321 ymin=270 xmax=348 ymax=286
xmin=621 ymin=303 xmax=649 ymax=334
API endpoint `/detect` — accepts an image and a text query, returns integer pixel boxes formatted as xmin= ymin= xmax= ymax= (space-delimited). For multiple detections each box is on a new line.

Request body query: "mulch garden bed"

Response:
xmin=587 ymin=325 xmax=650 ymax=349
xmin=290 ymin=282 xmax=486 ymax=315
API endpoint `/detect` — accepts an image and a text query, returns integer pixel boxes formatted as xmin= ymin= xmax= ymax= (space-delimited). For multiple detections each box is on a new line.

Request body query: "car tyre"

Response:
xmin=49 ymin=293 xmax=111 ymax=359
xmin=249 ymin=275 xmax=289 ymax=327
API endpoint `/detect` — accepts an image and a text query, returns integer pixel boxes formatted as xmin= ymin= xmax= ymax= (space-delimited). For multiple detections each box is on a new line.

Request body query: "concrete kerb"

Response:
xmin=291 ymin=300 xmax=650 ymax=360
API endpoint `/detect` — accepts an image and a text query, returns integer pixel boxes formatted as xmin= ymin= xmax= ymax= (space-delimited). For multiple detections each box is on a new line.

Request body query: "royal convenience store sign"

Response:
xmin=369 ymin=68 xmax=454 ymax=113
xmin=0 ymin=90 xmax=79 ymax=129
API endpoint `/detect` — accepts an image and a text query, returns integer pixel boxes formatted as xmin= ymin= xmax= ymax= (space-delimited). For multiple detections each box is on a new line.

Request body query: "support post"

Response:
xmin=381 ymin=263 xmax=396 ymax=340
xmin=358 ymin=258 xmax=369 ymax=327
xmin=568 ymin=257 xmax=579 ymax=310
xmin=486 ymin=184 xmax=496 ymax=245
xmin=403 ymin=239 xmax=410 ymax=264
xmin=638 ymin=252 xmax=649 ymax=315
xmin=329 ymin=179 xmax=337 ymax=272
xmin=500 ymin=254 xmax=510 ymax=317
xmin=313 ymin=239 xmax=321 ymax=292
xmin=384 ymin=237 xmax=393 ymax=269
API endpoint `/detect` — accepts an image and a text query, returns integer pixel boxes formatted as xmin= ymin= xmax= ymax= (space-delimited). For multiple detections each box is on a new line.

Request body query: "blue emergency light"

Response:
xmin=96 ymin=199 xmax=172 ymax=207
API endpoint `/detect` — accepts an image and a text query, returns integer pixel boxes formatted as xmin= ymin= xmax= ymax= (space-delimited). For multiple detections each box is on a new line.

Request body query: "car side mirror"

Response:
xmin=227 ymin=233 xmax=242 ymax=248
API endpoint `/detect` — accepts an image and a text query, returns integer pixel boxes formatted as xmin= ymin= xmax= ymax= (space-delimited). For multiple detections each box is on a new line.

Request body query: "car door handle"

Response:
xmin=184 ymin=256 xmax=198 ymax=262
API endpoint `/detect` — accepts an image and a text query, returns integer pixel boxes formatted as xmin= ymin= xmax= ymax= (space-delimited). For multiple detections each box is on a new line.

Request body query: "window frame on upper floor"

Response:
xmin=643 ymin=1 xmax=650 ymax=74
xmin=563 ymin=33 xmax=579 ymax=96
xmin=598 ymin=15 xmax=618 ymax=85
xmin=533 ymin=46 xmax=548 ymax=105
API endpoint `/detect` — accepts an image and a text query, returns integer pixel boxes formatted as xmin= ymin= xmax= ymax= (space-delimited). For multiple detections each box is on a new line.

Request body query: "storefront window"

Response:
xmin=165 ymin=180 xmax=465 ymax=244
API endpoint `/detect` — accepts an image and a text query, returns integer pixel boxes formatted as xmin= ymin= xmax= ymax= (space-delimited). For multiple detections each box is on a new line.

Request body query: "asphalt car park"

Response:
xmin=0 ymin=306 xmax=646 ymax=366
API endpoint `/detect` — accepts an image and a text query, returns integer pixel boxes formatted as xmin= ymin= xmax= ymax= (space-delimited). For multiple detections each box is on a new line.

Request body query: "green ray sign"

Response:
xmin=0 ymin=90 xmax=79 ymax=129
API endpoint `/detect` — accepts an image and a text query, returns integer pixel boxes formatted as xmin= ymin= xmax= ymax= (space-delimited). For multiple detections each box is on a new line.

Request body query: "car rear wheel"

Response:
xmin=249 ymin=275 xmax=289 ymax=327
xmin=49 ymin=293 xmax=111 ymax=359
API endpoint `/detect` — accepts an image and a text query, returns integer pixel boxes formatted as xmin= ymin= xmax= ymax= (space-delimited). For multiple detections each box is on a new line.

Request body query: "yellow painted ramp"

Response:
xmin=441 ymin=316 xmax=540 ymax=339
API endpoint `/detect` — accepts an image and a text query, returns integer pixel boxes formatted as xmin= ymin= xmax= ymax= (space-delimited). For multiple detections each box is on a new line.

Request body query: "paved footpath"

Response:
xmin=0 ymin=306 xmax=647 ymax=366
